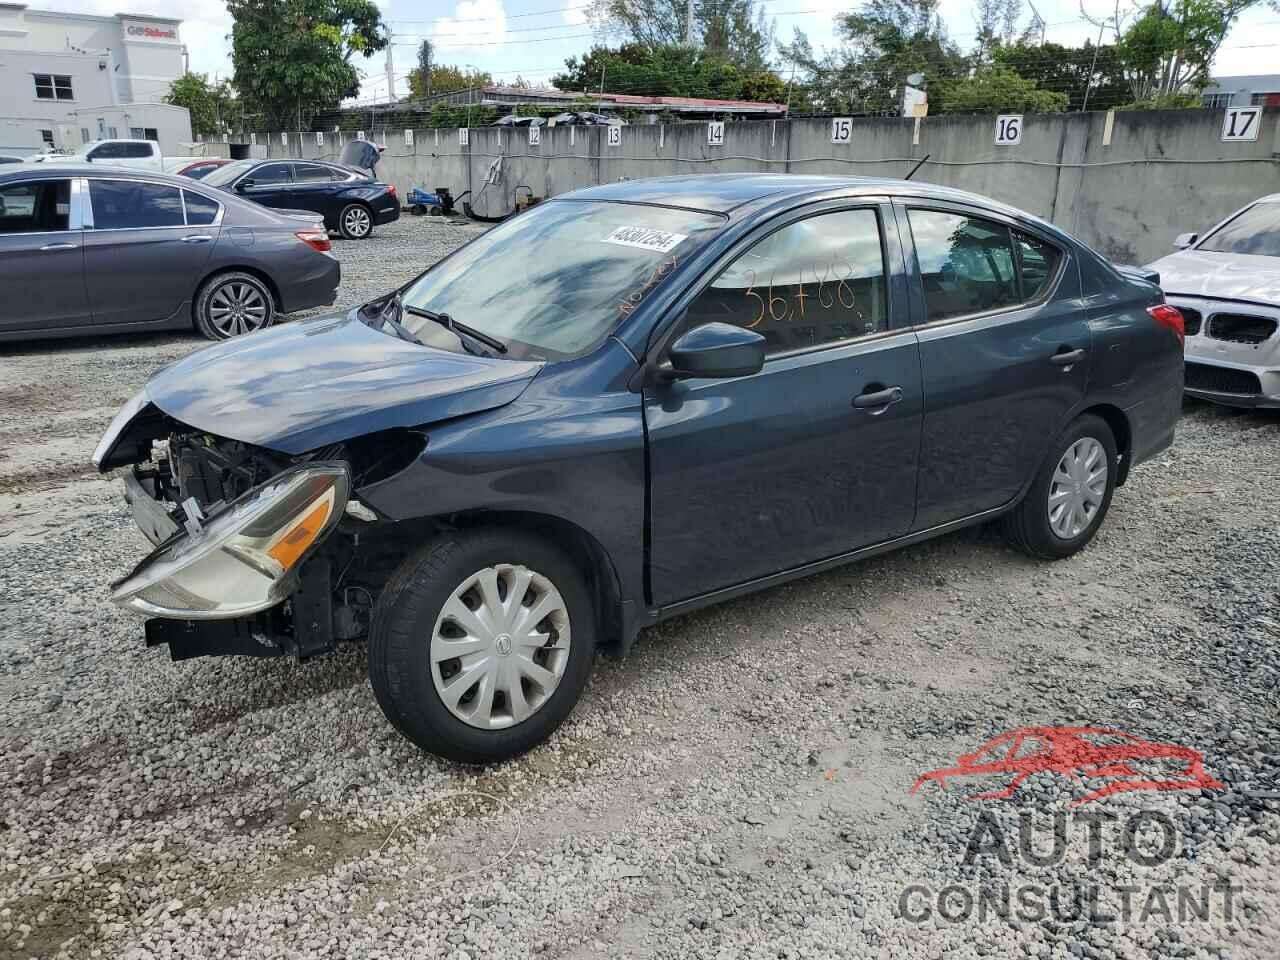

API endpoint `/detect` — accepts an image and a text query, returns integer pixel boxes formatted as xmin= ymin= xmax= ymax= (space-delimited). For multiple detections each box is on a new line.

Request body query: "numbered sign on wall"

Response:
xmin=250 ymin=132 xmax=257 ymax=145
xmin=459 ymin=127 xmax=469 ymax=146
xmin=1222 ymin=106 xmax=1261 ymax=142
xmin=707 ymin=121 xmax=724 ymax=146
xmin=607 ymin=124 xmax=622 ymax=147
xmin=995 ymin=115 xmax=1022 ymax=145
xmin=404 ymin=129 xmax=414 ymax=147
xmin=356 ymin=130 xmax=365 ymax=141
xmin=529 ymin=125 xmax=541 ymax=146
xmin=315 ymin=131 xmax=324 ymax=146
xmin=831 ymin=117 xmax=852 ymax=144
xmin=280 ymin=131 xmax=289 ymax=147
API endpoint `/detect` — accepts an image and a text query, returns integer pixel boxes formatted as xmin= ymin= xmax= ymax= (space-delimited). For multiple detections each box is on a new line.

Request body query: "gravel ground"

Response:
xmin=1 ymin=218 xmax=1277 ymax=960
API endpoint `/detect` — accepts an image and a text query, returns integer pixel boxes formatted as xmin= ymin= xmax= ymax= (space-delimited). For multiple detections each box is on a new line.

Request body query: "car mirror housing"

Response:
xmin=236 ymin=179 xmax=254 ymax=191
xmin=1173 ymin=232 xmax=1197 ymax=250
xmin=661 ymin=322 xmax=766 ymax=381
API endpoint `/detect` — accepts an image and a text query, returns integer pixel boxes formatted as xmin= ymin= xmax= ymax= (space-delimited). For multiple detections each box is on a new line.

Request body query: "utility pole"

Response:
xmin=1081 ymin=19 xmax=1107 ymax=112
xmin=385 ymin=26 xmax=395 ymax=103
xmin=685 ymin=0 xmax=694 ymax=45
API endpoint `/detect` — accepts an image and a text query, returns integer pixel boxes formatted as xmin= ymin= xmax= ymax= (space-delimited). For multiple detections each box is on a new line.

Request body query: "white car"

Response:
xmin=1147 ymin=195 xmax=1280 ymax=408
xmin=27 ymin=138 xmax=163 ymax=171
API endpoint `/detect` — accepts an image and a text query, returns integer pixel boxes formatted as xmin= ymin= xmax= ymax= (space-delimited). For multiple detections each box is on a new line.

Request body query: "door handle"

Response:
xmin=182 ymin=235 xmax=213 ymax=244
xmin=40 ymin=242 xmax=77 ymax=251
xmin=852 ymin=385 xmax=904 ymax=411
xmin=1049 ymin=347 xmax=1086 ymax=366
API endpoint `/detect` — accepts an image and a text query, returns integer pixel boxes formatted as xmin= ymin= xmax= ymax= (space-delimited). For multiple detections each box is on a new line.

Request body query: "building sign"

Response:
xmin=121 ymin=20 xmax=180 ymax=43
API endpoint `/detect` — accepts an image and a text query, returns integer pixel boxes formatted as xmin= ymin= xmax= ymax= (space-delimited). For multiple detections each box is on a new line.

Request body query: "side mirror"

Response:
xmin=236 ymin=178 xmax=254 ymax=191
xmin=1173 ymin=232 xmax=1197 ymax=250
xmin=660 ymin=322 xmax=766 ymax=380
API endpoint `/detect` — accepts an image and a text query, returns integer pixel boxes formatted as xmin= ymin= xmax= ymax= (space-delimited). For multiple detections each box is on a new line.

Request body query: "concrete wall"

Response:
xmin=227 ymin=107 xmax=1280 ymax=265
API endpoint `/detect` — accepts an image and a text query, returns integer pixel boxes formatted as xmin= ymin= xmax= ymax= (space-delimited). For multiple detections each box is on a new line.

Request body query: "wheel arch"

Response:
xmin=193 ymin=265 xmax=283 ymax=319
xmin=1078 ymin=403 xmax=1133 ymax=486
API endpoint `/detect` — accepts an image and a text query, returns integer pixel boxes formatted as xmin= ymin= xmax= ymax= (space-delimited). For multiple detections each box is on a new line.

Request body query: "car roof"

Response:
xmin=557 ymin=173 xmax=1045 ymax=219
xmin=0 ymin=163 xmax=195 ymax=185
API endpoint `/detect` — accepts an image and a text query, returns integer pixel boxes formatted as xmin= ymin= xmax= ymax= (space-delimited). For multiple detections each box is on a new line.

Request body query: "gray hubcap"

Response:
xmin=430 ymin=564 xmax=571 ymax=730
xmin=343 ymin=206 xmax=371 ymax=236
xmin=1047 ymin=437 xmax=1107 ymax=540
xmin=208 ymin=281 xmax=268 ymax=336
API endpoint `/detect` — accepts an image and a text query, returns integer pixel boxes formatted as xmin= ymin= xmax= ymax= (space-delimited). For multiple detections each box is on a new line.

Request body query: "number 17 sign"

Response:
xmin=1222 ymin=107 xmax=1261 ymax=142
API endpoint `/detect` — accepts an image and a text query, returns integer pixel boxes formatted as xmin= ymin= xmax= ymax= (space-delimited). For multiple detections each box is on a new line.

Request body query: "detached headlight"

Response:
xmin=112 ymin=463 xmax=350 ymax=619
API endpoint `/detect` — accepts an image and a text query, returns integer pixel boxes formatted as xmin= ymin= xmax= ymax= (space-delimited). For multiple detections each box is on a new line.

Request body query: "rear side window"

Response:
xmin=0 ymin=180 xmax=70 ymax=233
xmin=910 ymin=210 xmax=1019 ymax=323
xmin=250 ymin=163 xmax=292 ymax=185
xmin=293 ymin=163 xmax=336 ymax=182
xmin=122 ymin=143 xmax=152 ymax=159
xmin=88 ymin=142 xmax=124 ymax=160
xmin=183 ymin=190 xmax=220 ymax=226
xmin=685 ymin=208 xmax=888 ymax=355
xmin=91 ymin=180 xmax=184 ymax=229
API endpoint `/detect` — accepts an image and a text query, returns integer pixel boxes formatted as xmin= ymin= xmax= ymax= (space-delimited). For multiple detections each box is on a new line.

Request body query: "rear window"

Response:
xmin=91 ymin=180 xmax=184 ymax=229
xmin=1198 ymin=202 xmax=1280 ymax=257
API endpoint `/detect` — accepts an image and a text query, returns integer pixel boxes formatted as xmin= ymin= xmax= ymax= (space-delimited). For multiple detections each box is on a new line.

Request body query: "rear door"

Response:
xmin=0 ymin=176 xmax=89 ymax=333
xmin=899 ymin=201 xmax=1090 ymax=530
xmin=287 ymin=162 xmax=342 ymax=220
xmin=645 ymin=201 xmax=922 ymax=605
xmin=82 ymin=178 xmax=218 ymax=326
xmin=237 ymin=162 xmax=294 ymax=210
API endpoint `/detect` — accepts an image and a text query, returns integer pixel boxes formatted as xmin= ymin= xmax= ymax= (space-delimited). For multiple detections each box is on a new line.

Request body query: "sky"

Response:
xmin=31 ymin=0 xmax=1280 ymax=104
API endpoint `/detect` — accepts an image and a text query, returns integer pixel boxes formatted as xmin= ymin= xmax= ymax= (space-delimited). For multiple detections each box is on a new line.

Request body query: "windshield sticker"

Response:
xmin=618 ymin=257 xmax=679 ymax=318
xmin=603 ymin=226 xmax=688 ymax=253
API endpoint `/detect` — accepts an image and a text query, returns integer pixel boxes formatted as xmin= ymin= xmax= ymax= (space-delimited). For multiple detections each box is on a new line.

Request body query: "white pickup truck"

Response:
xmin=27 ymin=138 xmax=166 ymax=170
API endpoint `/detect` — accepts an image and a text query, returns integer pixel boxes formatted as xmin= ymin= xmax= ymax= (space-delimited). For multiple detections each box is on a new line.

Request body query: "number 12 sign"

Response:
xmin=995 ymin=115 xmax=1022 ymax=145
xmin=1222 ymin=107 xmax=1261 ymax=142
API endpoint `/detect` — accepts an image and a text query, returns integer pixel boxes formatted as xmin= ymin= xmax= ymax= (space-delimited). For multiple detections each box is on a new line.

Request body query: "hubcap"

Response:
xmin=430 ymin=564 xmax=571 ymax=730
xmin=1047 ymin=437 xmax=1107 ymax=540
xmin=344 ymin=207 xmax=371 ymax=236
xmin=208 ymin=281 xmax=268 ymax=337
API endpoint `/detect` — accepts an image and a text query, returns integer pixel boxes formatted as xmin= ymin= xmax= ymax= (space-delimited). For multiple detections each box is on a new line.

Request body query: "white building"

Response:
xmin=0 ymin=3 xmax=192 ymax=155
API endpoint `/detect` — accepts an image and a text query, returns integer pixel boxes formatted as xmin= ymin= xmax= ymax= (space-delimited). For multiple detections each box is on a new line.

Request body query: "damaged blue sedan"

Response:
xmin=95 ymin=174 xmax=1185 ymax=763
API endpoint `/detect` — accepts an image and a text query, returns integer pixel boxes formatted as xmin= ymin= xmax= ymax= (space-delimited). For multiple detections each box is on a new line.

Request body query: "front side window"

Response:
xmin=910 ymin=210 xmax=1022 ymax=323
xmin=684 ymin=208 xmax=888 ymax=355
xmin=34 ymin=74 xmax=73 ymax=100
xmin=1197 ymin=201 xmax=1280 ymax=257
xmin=399 ymin=200 xmax=723 ymax=358
xmin=90 ymin=180 xmax=184 ymax=229
xmin=0 ymin=180 xmax=70 ymax=233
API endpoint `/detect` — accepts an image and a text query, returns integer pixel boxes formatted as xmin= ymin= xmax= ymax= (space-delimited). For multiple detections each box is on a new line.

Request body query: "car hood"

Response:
xmin=1146 ymin=249 xmax=1280 ymax=304
xmin=143 ymin=311 xmax=543 ymax=454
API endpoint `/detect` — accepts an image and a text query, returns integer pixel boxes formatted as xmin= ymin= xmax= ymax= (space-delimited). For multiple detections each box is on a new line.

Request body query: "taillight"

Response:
xmin=386 ymin=184 xmax=397 ymax=198
xmin=295 ymin=229 xmax=331 ymax=253
xmin=1147 ymin=304 xmax=1184 ymax=347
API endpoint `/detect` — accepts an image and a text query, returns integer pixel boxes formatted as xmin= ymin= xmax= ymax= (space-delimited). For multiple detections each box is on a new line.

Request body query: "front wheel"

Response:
xmin=1001 ymin=413 xmax=1118 ymax=560
xmin=368 ymin=530 xmax=595 ymax=763
xmin=338 ymin=203 xmax=373 ymax=240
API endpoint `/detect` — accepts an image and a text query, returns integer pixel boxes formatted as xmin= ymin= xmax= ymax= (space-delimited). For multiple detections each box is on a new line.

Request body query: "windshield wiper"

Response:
xmin=368 ymin=294 xmax=424 ymax=346
xmin=403 ymin=303 xmax=508 ymax=355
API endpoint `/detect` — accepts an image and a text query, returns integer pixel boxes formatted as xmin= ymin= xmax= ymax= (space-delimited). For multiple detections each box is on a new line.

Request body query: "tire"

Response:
xmin=1001 ymin=413 xmax=1118 ymax=560
xmin=338 ymin=202 xmax=373 ymax=240
xmin=368 ymin=529 xmax=596 ymax=764
xmin=193 ymin=271 xmax=275 ymax=340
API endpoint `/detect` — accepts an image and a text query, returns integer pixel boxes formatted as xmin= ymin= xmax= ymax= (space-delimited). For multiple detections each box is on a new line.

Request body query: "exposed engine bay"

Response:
xmin=115 ymin=422 xmax=427 ymax=663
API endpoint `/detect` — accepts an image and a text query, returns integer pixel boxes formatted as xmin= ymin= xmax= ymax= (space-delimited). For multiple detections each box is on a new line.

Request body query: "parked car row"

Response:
xmin=94 ymin=174 xmax=1186 ymax=763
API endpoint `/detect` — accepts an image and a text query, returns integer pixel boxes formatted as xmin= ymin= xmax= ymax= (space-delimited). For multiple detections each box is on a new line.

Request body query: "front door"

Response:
xmin=0 ymin=177 xmax=90 ymax=333
xmin=645 ymin=204 xmax=922 ymax=606
xmin=900 ymin=203 xmax=1091 ymax=530
xmin=82 ymin=178 xmax=217 ymax=326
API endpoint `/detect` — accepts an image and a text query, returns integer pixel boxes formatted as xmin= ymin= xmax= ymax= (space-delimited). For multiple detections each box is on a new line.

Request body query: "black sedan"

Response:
xmin=201 ymin=158 xmax=399 ymax=240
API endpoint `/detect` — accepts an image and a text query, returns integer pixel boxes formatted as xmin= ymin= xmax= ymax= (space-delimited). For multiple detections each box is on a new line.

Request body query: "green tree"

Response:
xmin=165 ymin=72 xmax=238 ymax=136
xmin=590 ymin=0 xmax=774 ymax=71
xmin=408 ymin=63 xmax=493 ymax=99
xmin=1114 ymin=0 xmax=1254 ymax=102
xmin=779 ymin=0 xmax=967 ymax=114
xmin=552 ymin=43 xmax=784 ymax=100
xmin=991 ymin=40 xmax=1129 ymax=111
xmin=228 ymin=0 xmax=387 ymax=130
xmin=933 ymin=65 xmax=1068 ymax=113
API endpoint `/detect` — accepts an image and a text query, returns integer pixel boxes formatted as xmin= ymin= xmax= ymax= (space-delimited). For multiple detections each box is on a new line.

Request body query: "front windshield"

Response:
xmin=202 ymin=159 xmax=256 ymax=188
xmin=399 ymin=200 xmax=724 ymax=358
xmin=1198 ymin=201 xmax=1280 ymax=256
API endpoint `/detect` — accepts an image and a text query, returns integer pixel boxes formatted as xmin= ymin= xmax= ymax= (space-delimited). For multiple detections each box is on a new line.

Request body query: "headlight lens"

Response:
xmin=112 ymin=463 xmax=350 ymax=619
xmin=92 ymin=388 xmax=149 ymax=469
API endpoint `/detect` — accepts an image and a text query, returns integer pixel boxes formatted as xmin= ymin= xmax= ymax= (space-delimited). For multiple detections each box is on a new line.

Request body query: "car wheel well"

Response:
xmin=1079 ymin=403 xmax=1132 ymax=485
xmin=195 ymin=266 xmax=282 ymax=316
xmin=372 ymin=510 xmax=625 ymax=654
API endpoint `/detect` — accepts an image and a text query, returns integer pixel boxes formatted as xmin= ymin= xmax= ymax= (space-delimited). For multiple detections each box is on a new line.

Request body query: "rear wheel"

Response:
xmin=193 ymin=271 xmax=275 ymax=340
xmin=368 ymin=530 xmax=595 ymax=763
xmin=339 ymin=203 xmax=373 ymax=239
xmin=1001 ymin=413 xmax=1117 ymax=560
